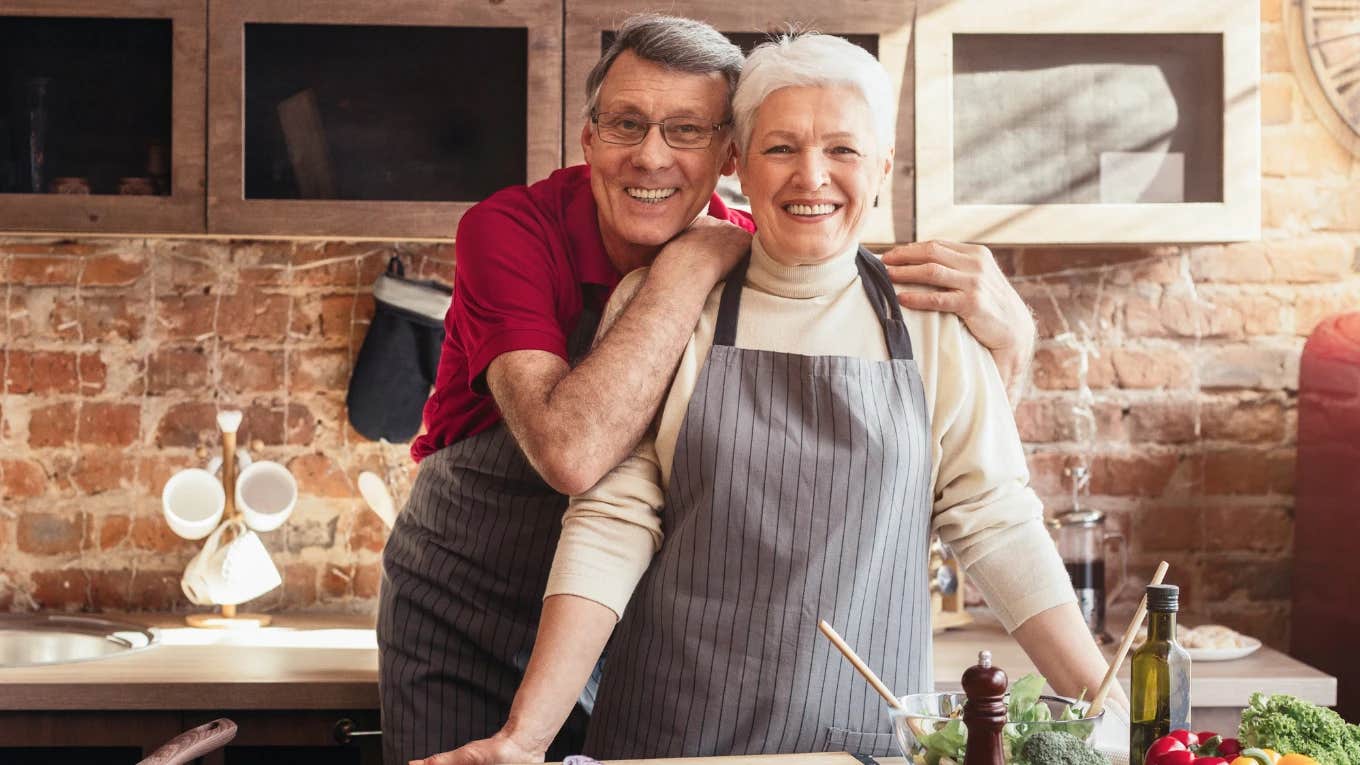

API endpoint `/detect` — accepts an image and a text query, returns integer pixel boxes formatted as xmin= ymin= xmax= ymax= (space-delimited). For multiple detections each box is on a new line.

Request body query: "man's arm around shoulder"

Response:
xmin=488 ymin=219 xmax=750 ymax=495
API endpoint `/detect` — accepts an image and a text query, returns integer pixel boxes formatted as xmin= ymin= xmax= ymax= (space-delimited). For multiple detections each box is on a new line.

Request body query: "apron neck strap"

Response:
xmin=713 ymin=254 xmax=751 ymax=347
xmin=854 ymin=248 xmax=914 ymax=360
xmin=565 ymin=283 xmax=609 ymax=362
xmin=713 ymin=248 xmax=915 ymax=360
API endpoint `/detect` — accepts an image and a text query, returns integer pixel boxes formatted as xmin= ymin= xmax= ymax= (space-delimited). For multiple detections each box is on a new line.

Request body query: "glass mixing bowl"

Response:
xmin=887 ymin=691 xmax=1103 ymax=764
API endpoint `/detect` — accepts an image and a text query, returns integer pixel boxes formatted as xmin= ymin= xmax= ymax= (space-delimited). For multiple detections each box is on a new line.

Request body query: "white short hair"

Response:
xmin=732 ymin=33 xmax=895 ymax=156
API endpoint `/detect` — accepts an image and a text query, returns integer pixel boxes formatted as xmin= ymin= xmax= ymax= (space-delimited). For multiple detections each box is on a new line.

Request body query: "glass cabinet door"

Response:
xmin=0 ymin=0 xmax=206 ymax=234
xmin=209 ymin=0 xmax=562 ymax=240
xmin=914 ymin=0 xmax=1259 ymax=245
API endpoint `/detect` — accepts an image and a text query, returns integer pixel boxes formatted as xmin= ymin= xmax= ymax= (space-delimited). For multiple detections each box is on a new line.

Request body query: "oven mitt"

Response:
xmin=346 ymin=256 xmax=452 ymax=442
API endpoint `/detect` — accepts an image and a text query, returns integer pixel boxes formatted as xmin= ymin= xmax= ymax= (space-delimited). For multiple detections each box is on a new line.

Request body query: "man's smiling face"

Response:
xmin=582 ymin=51 xmax=736 ymax=267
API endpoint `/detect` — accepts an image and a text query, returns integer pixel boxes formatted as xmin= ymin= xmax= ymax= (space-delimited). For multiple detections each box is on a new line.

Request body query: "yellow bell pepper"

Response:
xmin=1238 ymin=749 xmax=1281 ymax=765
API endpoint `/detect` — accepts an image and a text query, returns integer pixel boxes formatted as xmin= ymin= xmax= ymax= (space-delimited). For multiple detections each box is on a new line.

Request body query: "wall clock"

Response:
xmin=1290 ymin=0 xmax=1360 ymax=155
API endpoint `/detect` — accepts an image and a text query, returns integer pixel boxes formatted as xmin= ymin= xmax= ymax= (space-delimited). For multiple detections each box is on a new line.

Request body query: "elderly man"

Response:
xmin=379 ymin=14 xmax=1036 ymax=765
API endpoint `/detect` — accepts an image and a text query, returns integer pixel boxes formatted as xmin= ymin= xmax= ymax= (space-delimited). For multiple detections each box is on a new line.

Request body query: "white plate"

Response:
xmin=1186 ymin=636 xmax=1262 ymax=661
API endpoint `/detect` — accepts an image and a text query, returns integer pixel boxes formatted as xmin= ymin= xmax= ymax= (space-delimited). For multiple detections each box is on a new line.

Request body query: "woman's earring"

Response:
xmin=873 ymin=195 xmax=879 ymax=208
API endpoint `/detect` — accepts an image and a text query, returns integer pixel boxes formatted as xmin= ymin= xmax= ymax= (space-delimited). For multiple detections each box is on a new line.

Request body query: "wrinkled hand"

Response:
xmin=881 ymin=240 xmax=1035 ymax=392
xmin=657 ymin=216 xmax=753 ymax=285
xmin=409 ymin=731 xmax=546 ymax=765
xmin=881 ymin=240 xmax=1031 ymax=352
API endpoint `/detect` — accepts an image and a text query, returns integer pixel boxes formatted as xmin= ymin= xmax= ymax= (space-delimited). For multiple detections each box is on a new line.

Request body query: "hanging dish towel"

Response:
xmin=346 ymin=256 xmax=451 ymax=442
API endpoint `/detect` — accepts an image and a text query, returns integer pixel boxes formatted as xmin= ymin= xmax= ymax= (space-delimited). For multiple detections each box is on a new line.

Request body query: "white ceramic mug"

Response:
xmin=181 ymin=519 xmax=283 ymax=606
xmin=235 ymin=461 xmax=297 ymax=533
xmin=161 ymin=468 xmax=226 ymax=540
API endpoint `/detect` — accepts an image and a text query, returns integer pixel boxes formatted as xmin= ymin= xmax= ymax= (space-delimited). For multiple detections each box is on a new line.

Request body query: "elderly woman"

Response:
xmin=424 ymin=33 xmax=1119 ymax=765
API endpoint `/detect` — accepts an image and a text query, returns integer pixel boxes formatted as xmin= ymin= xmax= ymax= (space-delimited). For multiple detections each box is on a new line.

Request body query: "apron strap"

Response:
xmin=712 ymin=255 xmax=751 ymax=347
xmin=714 ymin=249 xmax=915 ymax=358
xmin=855 ymin=248 xmax=915 ymax=360
xmin=565 ymin=283 xmax=608 ymax=363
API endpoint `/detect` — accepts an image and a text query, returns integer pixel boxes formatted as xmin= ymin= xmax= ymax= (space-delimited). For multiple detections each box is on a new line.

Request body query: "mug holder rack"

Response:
xmin=185 ymin=419 xmax=273 ymax=629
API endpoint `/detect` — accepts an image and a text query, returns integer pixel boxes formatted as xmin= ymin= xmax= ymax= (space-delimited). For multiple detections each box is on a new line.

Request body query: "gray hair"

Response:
xmin=584 ymin=14 xmax=744 ymax=119
xmin=732 ymin=33 xmax=895 ymax=155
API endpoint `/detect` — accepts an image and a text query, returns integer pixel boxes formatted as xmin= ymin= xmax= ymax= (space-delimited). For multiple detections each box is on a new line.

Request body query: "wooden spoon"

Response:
xmin=818 ymin=619 xmax=905 ymax=712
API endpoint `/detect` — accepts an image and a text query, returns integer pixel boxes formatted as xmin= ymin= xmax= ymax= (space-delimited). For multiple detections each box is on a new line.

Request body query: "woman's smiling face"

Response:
xmin=739 ymin=85 xmax=891 ymax=265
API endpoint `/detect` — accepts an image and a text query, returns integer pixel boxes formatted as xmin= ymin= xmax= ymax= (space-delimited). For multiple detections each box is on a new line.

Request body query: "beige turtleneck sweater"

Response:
xmin=545 ymin=237 xmax=1074 ymax=633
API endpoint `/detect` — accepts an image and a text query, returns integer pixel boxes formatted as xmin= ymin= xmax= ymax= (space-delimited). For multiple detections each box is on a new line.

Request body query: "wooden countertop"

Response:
xmin=934 ymin=617 xmax=1337 ymax=708
xmin=0 ymin=612 xmax=379 ymax=711
xmin=0 ymin=612 xmax=1336 ymax=712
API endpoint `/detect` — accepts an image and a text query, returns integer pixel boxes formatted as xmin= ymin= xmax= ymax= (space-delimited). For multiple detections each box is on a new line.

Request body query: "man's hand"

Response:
xmin=656 ymin=216 xmax=753 ymax=286
xmin=881 ymin=240 xmax=1035 ymax=394
xmin=408 ymin=730 xmax=545 ymax=765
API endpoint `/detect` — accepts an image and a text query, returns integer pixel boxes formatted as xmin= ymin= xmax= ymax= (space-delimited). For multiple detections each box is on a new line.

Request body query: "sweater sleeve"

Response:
xmin=544 ymin=439 xmax=665 ymax=620
xmin=543 ymin=268 xmax=668 ymax=620
xmin=921 ymin=309 xmax=1075 ymax=632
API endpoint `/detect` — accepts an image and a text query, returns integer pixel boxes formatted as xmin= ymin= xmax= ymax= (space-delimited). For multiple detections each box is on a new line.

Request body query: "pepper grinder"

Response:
xmin=962 ymin=650 xmax=1007 ymax=765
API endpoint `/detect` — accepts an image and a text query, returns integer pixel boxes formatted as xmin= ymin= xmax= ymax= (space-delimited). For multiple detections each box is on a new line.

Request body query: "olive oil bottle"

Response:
xmin=1130 ymin=584 xmax=1191 ymax=764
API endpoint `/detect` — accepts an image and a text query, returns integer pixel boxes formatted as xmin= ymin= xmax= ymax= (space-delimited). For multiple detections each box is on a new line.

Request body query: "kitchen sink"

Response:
xmin=0 ymin=613 xmax=157 ymax=668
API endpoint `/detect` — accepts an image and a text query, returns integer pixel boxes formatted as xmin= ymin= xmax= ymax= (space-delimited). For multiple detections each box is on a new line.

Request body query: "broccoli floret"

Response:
xmin=1239 ymin=693 xmax=1360 ymax=765
xmin=1016 ymin=731 xmax=1109 ymax=765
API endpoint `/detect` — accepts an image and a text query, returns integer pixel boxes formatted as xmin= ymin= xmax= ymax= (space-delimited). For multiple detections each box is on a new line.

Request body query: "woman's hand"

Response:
xmin=409 ymin=596 xmax=616 ymax=765
xmin=409 ymin=730 xmax=546 ymax=765
xmin=881 ymin=240 xmax=1035 ymax=394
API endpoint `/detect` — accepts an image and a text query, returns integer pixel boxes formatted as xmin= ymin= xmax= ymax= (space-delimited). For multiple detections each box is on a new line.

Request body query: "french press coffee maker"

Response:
xmin=1048 ymin=466 xmax=1127 ymax=643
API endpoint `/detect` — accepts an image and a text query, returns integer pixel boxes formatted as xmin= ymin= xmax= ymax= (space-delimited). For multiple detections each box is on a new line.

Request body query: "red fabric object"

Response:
xmin=412 ymin=164 xmax=755 ymax=462
xmin=1293 ymin=311 xmax=1360 ymax=723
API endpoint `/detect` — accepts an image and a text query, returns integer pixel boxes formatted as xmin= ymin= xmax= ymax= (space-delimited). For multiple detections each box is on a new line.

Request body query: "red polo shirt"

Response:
xmin=412 ymin=164 xmax=755 ymax=462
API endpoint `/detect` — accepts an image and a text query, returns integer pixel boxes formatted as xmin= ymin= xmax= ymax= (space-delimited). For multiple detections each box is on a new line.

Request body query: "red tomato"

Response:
xmin=1217 ymin=739 xmax=1242 ymax=758
xmin=1192 ymin=758 xmax=1228 ymax=765
xmin=1157 ymin=751 xmax=1197 ymax=765
xmin=1170 ymin=730 xmax=1201 ymax=747
xmin=1146 ymin=736 xmax=1189 ymax=765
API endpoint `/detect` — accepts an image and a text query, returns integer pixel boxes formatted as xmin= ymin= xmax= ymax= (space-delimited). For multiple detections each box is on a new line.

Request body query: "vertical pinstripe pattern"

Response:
xmin=377 ymin=297 xmax=603 ymax=764
xmin=585 ymin=251 xmax=934 ymax=759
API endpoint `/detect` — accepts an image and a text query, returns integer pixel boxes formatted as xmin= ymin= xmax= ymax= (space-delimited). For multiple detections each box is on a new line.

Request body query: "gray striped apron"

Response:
xmin=584 ymin=249 xmax=934 ymax=759
xmin=378 ymin=291 xmax=604 ymax=764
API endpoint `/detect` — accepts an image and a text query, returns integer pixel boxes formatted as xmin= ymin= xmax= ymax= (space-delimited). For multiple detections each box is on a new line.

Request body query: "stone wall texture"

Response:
xmin=1 ymin=2 xmax=1358 ymax=649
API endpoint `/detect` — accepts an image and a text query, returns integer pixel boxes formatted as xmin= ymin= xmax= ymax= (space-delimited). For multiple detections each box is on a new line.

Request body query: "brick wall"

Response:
xmin=0 ymin=241 xmax=452 ymax=613
xmin=2 ymin=3 xmax=1359 ymax=649
xmin=990 ymin=1 xmax=1360 ymax=649
xmin=999 ymin=237 xmax=1357 ymax=651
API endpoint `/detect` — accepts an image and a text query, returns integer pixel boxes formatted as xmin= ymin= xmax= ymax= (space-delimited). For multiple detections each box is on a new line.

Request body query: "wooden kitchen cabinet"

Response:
xmin=206 ymin=0 xmax=563 ymax=240
xmin=914 ymin=0 xmax=1260 ymax=244
xmin=0 ymin=0 xmax=1263 ymax=245
xmin=564 ymin=0 xmax=916 ymax=244
xmin=187 ymin=709 xmax=382 ymax=765
xmin=0 ymin=711 xmax=184 ymax=764
xmin=0 ymin=0 xmax=207 ymax=235
xmin=0 ymin=709 xmax=380 ymax=764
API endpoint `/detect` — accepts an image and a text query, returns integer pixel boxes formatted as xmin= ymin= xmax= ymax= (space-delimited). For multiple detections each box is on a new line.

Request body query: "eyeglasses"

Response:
xmin=590 ymin=110 xmax=730 ymax=149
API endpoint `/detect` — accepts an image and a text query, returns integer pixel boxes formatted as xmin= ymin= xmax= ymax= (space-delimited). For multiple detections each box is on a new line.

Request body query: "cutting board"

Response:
xmin=554 ymin=754 xmax=899 ymax=765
